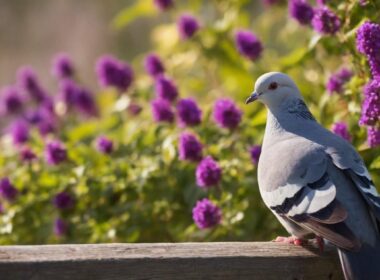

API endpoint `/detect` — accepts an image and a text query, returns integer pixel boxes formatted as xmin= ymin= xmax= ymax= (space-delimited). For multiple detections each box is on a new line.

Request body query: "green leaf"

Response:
xmin=280 ymin=47 xmax=308 ymax=68
xmin=370 ymin=156 xmax=380 ymax=169
xmin=112 ymin=0 xmax=155 ymax=30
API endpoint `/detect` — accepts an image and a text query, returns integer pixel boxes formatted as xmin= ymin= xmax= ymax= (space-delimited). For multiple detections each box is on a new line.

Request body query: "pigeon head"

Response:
xmin=245 ymin=72 xmax=301 ymax=108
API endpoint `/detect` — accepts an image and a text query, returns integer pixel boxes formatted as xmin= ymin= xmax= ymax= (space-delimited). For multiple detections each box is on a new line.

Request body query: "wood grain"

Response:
xmin=0 ymin=242 xmax=344 ymax=280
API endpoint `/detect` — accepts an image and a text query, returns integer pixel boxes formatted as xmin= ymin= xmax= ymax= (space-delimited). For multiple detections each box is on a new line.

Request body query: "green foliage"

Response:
xmin=0 ymin=0 xmax=379 ymax=244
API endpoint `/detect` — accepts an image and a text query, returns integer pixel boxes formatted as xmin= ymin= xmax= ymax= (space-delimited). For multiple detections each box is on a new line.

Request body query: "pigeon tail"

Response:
xmin=338 ymin=240 xmax=380 ymax=280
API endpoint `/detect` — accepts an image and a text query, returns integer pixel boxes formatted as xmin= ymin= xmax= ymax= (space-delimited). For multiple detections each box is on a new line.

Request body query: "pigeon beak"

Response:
xmin=245 ymin=92 xmax=259 ymax=104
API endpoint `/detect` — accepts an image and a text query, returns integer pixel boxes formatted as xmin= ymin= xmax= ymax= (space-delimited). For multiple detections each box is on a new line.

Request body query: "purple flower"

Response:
xmin=249 ymin=145 xmax=262 ymax=165
xmin=144 ymin=54 xmax=165 ymax=78
xmin=20 ymin=147 xmax=37 ymax=162
xmin=0 ymin=178 xmax=18 ymax=201
xmin=54 ymin=218 xmax=68 ymax=236
xmin=151 ymin=98 xmax=175 ymax=123
xmin=359 ymin=79 xmax=380 ymax=126
xmin=75 ymin=88 xmax=98 ymax=117
xmin=337 ymin=68 xmax=353 ymax=80
xmin=356 ymin=21 xmax=380 ymax=78
xmin=58 ymin=80 xmax=97 ymax=116
xmin=17 ymin=66 xmax=47 ymax=103
xmin=177 ymin=13 xmax=200 ymax=40
xmin=9 ymin=120 xmax=29 ymax=145
xmin=0 ymin=86 xmax=24 ymax=114
xmin=44 ymin=140 xmax=67 ymax=165
xmin=326 ymin=68 xmax=353 ymax=95
xmin=95 ymin=55 xmax=134 ymax=92
xmin=155 ymin=76 xmax=178 ymax=102
xmin=178 ymin=132 xmax=203 ymax=162
xmin=127 ymin=103 xmax=142 ymax=116
xmin=52 ymin=53 xmax=75 ymax=79
xmin=326 ymin=75 xmax=343 ymax=94
xmin=356 ymin=21 xmax=380 ymax=56
xmin=213 ymin=98 xmax=243 ymax=129
xmin=53 ymin=192 xmax=74 ymax=210
xmin=196 ymin=156 xmax=222 ymax=188
xmin=38 ymin=120 xmax=56 ymax=136
xmin=177 ymin=98 xmax=202 ymax=126
xmin=288 ymin=0 xmax=314 ymax=25
xmin=192 ymin=198 xmax=222 ymax=229
xmin=25 ymin=109 xmax=44 ymax=124
xmin=234 ymin=29 xmax=263 ymax=61
xmin=58 ymin=79 xmax=80 ymax=106
xmin=154 ymin=0 xmax=173 ymax=11
xmin=331 ymin=122 xmax=351 ymax=141
xmin=311 ymin=7 xmax=341 ymax=35
xmin=367 ymin=126 xmax=380 ymax=148
xmin=96 ymin=136 xmax=114 ymax=154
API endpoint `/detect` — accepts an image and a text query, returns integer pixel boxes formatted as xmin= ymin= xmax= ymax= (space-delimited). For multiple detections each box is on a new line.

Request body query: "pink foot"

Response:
xmin=314 ymin=236 xmax=324 ymax=253
xmin=273 ymin=236 xmax=306 ymax=246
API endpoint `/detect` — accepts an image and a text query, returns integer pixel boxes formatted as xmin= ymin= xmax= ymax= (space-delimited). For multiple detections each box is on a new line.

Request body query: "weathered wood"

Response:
xmin=0 ymin=242 xmax=343 ymax=280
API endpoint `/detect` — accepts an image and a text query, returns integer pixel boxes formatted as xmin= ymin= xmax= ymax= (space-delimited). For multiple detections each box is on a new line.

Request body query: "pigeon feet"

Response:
xmin=273 ymin=236 xmax=305 ymax=246
xmin=312 ymin=236 xmax=324 ymax=253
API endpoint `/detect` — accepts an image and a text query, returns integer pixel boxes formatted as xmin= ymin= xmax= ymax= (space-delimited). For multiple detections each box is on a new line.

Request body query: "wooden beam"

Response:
xmin=0 ymin=242 xmax=343 ymax=280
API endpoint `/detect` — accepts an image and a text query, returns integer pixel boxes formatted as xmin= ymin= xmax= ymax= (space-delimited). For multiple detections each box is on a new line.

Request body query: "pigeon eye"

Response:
xmin=268 ymin=82 xmax=278 ymax=90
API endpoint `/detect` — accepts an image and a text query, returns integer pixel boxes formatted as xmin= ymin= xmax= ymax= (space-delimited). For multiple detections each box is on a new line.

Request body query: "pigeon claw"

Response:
xmin=314 ymin=236 xmax=325 ymax=253
xmin=273 ymin=236 xmax=305 ymax=246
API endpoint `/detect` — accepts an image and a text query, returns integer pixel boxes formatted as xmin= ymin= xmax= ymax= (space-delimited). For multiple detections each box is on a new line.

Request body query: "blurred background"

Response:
xmin=0 ymin=0 xmax=378 ymax=244
xmin=0 ymin=0 xmax=164 ymax=87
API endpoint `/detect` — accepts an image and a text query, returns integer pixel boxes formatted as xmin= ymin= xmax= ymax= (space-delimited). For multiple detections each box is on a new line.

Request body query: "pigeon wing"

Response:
xmin=260 ymin=148 xmax=361 ymax=251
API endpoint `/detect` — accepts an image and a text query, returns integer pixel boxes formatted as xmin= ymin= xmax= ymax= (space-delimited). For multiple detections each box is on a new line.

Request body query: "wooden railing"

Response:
xmin=0 ymin=242 xmax=344 ymax=279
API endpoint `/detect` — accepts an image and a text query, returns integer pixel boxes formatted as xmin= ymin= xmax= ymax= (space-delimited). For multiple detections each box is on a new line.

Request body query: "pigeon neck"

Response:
xmin=264 ymin=97 xmax=316 ymax=142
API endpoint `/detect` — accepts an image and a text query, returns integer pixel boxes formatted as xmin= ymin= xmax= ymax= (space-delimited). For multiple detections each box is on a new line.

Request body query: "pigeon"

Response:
xmin=245 ymin=72 xmax=380 ymax=280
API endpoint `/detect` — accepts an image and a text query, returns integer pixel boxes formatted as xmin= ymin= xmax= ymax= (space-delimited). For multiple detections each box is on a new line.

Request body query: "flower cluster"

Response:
xmin=44 ymin=140 xmax=67 ymax=165
xmin=96 ymin=136 xmax=114 ymax=154
xmin=53 ymin=191 xmax=74 ymax=210
xmin=367 ymin=126 xmax=380 ymax=147
xmin=178 ymin=132 xmax=203 ymax=162
xmin=326 ymin=68 xmax=353 ymax=95
xmin=9 ymin=120 xmax=29 ymax=145
xmin=234 ymin=29 xmax=263 ymax=61
xmin=20 ymin=147 xmax=37 ymax=162
xmin=59 ymin=79 xmax=98 ymax=116
xmin=96 ymin=55 xmax=134 ymax=92
xmin=0 ymin=86 xmax=24 ymax=115
xmin=196 ymin=156 xmax=222 ymax=188
xmin=0 ymin=178 xmax=18 ymax=201
xmin=54 ymin=218 xmax=68 ymax=236
xmin=356 ymin=21 xmax=380 ymax=79
xmin=249 ymin=145 xmax=262 ymax=165
xmin=213 ymin=98 xmax=242 ymax=130
xmin=285 ymin=1 xmax=341 ymax=35
xmin=311 ymin=6 xmax=341 ymax=35
xmin=155 ymin=76 xmax=178 ymax=102
xmin=192 ymin=198 xmax=222 ymax=229
xmin=17 ymin=66 xmax=48 ymax=103
xmin=331 ymin=122 xmax=351 ymax=142
xmin=177 ymin=13 xmax=200 ymax=40
xmin=154 ymin=0 xmax=173 ymax=11
xmin=144 ymin=54 xmax=165 ymax=78
xmin=288 ymin=0 xmax=314 ymax=26
xmin=359 ymin=80 xmax=380 ymax=127
xmin=177 ymin=98 xmax=202 ymax=127
xmin=52 ymin=53 xmax=75 ymax=79
xmin=151 ymin=98 xmax=175 ymax=123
